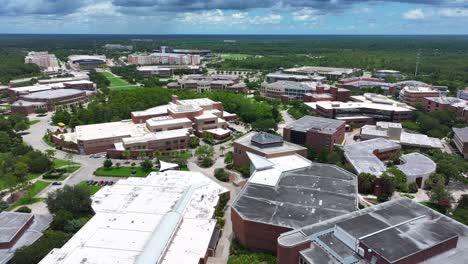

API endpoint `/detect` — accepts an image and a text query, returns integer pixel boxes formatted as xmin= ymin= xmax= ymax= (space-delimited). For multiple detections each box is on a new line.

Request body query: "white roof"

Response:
xmin=248 ymin=153 xmax=312 ymax=186
xmin=39 ymin=171 xmax=228 ymax=264
xmin=344 ymin=138 xmax=401 ymax=175
xmin=68 ymin=55 xmax=106 ymax=62
xmin=75 ymin=120 xmax=146 ymax=141
xmin=159 ymin=160 xmax=179 ymax=172
xmin=397 ymin=153 xmax=437 ymax=177
xmin=177 ymin=98 xmax=216 ymax=107
xmin=306 ymin=100 xmax=412 ymax=112
xmin=122 ymin=129 xmax=190 ymax=145
xmin=206 ymin=128 xmax=231 ymax=136
xmin=146 ymin=117 xmax=191 ymax=127
xmin=132 ymin=105 xmax=168 ymax=117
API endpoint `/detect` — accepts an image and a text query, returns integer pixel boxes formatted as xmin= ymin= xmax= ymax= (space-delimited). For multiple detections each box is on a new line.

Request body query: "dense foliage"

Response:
xmin=0 ymin=115 xmax=52 ymax=190
xmin=0 ymin=49 xmax=41 ymax=84
xmin=402 ymin=108 xmax=465 ymax=139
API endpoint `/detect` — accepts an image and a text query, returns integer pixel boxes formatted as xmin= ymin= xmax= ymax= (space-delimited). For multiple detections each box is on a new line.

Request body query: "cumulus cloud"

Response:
xmin=292 ymin=8 xmax=320 ymax=21
xmin=0 ymin=0 xmax=89 ymax=15
xmin=180 ymin=9 xmax=281 ymax=26
xmin=439 ymin=7 xmax=468 ymax=17
xmin=403 ymin=9 xmax=426 ymax=19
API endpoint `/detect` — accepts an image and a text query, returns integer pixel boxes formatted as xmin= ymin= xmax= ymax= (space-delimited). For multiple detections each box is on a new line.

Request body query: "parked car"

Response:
xmin=52 ymin=182 xmax=62 ymax=186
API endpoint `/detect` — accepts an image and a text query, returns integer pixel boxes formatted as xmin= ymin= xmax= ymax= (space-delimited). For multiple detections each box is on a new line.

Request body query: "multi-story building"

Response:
xmin=11 ymin=89 xmax=90 ymax=114
xmin=261 ymin=81 xmax=350 ymax=102
xmin=40 ymin=170 xmax=229 ymax=264
xmin=264 ymin=72 xmax=323 ymax=83
xmin=278 ymin=198 xmax=468 ymax=264
xmin=283 ymin=66 xmax=362 ymax=80
xmin=24 ymin=51 xmax=59 ymax=69
xmin=167 ymin=75 xmax=247 ymax=93
xmin=457 ymin=87 xmax=468 ymax=100
xmin=232 ymin=160 xmax=358 ymax=253
xmin=128 ymin=53 xmax=201 ymax=66
xmin=137 ymin=65 xmax=201 ymax=77
xmin=54 ymin=95 xmax=235 ymax=155
xmin=453 ymin=127 xmax=468 ymax=160
xmin=283 ymin=116 xmax=346 ymax=153
xmin=337 ymin=77 xmax=393 ymax=92
xmin=423 ymin=96 xmax=468 ymax=122
xmin=360 ymin=121 xmax=443 ymax=149
xmin=103 ymin=44 xmax=133 ymax=50
xmin=399 ymin=85 xmax=441 ymax=106
xmin=306 ymin=93 xmax=414 ymax=127
xmin=7 ymin=80 xmax=95 ymax=99
xmin=233 ymin=132 xmax=307 ymax=167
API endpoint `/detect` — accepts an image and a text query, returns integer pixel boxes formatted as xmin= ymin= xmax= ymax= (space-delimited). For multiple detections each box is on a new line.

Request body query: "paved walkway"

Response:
xmin=277 ymin=110 xmax=295 ymax=136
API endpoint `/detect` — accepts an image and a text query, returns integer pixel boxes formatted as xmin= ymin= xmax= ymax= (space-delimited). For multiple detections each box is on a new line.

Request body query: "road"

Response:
xmin=277 ymin=110 xmax=295 ymax=136
xmin=22 ymin=113 xmax=105 ymax=194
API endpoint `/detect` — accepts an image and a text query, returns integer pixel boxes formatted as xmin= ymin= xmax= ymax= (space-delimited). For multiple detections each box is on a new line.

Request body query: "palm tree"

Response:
xmin=219 ymin=146 xmax=226 ymax=156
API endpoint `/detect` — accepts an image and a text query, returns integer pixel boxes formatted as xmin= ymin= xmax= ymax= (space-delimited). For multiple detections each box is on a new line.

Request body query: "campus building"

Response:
xmin=277 ymin=198 xmax=468 ymax=264
xmin=373 ymin=69 xmax=402 ymax=79
xmin=55 ymin=96 xmax=235 ymax=155
xmin=260 ymin=81 xmax=350 ymax=102
xmin=24 ymin=51 xmax=59 ymax=70
xmin=423 ymin=96 xmax=468 ymax=122
xmin=282 ymin=66 xmax=361 ymax=80
xmin=0 ymin=212 xmax=52 ymax=263
xmin=11 ymin=89 xmax=90 ymax=114
xmin=167 ymin=75 xmax=247 ymax=93
xmin=283 ymin=116 xmax=346 ymax=153
xmin=128 ymin=53 xmax=201 ymax=65
xmin=40 ymin=170 xmax=229 ymax=264
xmin=399 ymin=85 xmax=441 ymax=106
xmin=232 ymin=160 xmax=358 ymax=253
xmin=453 ymin=127 xmax=468 ymax=160
xmin=265 ymin=72 xmax=324 ymax=83
xmin=360 ymin=121 xmax=443 ymax=149
xmin=137 ymin=65 xmax=201 ymax=77
xmin=233 ymin=132 xmax=307 ymax=167
xmin=306 ymin=93 xmax=413 ymax=127
xmin=68 ymin=55 xmax=106 ymax=69
xmin=343 ymin=138 xmax=435 ymax=188
xmin=337 ymin=77 xmax=393 ymax=92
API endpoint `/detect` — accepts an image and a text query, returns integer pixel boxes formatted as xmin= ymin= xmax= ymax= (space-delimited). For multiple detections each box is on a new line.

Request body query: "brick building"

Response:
xmin=11 ymin=89 xmax=90 ymax=114
xmin=232 ymin=163 xmax=358 ymax=253
xmin=277 ymin=198 xmax=468 ymax=264
xmin=283 ymin=116 xmax=346 ymax=153
xmin=399 ymin=85 xmax=440 ymax=106
xmin=423 ymin=96 xmax=468 ymax=122
xmin=233 ymin=132 xmax=307 ymax=167
xmin=453 ymin=127 xmax=468 ymax=160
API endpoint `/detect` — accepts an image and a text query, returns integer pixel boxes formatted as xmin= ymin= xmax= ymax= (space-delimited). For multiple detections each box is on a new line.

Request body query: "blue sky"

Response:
xmin=0 ymin=0 xmax=467 ymax=34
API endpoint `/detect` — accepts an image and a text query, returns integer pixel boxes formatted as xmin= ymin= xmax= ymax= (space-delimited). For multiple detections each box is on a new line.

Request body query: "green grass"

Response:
xmin=221 ymin=54 xmax=251 ymax=60
xmin=8 ymin=181 xmax=50 ymax=209
xmin=53 ymin=159 xmax=78 ymax=168
xmin=27 ymin=120 xmax=40 ymax=126
xmin=101 ymin=72 xmax=139 ymax=90
xmin=79 ymin=181 xmax=102 ymax=195
xmin=228 ymin=241 xmax=276 ymax=264
xmin=94 ymin=166 xmax=153 ymax=177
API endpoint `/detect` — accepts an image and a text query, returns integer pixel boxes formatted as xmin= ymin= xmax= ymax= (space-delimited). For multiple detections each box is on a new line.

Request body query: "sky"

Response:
xmin=0 ymin=0 xmax=468 ymax=34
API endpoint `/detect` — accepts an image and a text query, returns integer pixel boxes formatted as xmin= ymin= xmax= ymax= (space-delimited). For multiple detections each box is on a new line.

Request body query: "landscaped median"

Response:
xmin=7 ymin=181 xmax=51 ymax=210
xmin=79 ymin=181 xmax=102 ymax=195
xmin=94 ymin=166 xmax=157 ymax=177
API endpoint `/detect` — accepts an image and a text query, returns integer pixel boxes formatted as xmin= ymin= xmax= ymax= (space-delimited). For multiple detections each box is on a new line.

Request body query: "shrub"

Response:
xmin=233 ymin=165 xmax=250 ymax=178
xmin=408 ymin=182 xmax=419 ymax=193
xmin=64 ymin=219 xmax=82 ymax=233
xmin=0 ymin=201 xmax=9 ymax=212
xmin=377 ymin=194 xmax=389 ymax=203
xmin=214 ymin=168 xmax=230 ymax=182
xmin=103 ymin=159 xmax=113 ymax=169
xmin=201 ymin=156 xmax=214 ymax=168
xmin=16 ymin=206 xmax=32 ymax=213
xmin=51 ymin=210 xmax=74 ymax=231
xmin=140 ymin=159 xmax=153 ymax=172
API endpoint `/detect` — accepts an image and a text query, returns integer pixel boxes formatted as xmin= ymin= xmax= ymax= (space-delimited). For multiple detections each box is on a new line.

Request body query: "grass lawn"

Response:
xmin=101 ymin=72 xmax=139 ymax=90
xmin=27 ymin=120 xmax=40 ymax=126
xmin=8 ymin=181 xmax=50 ymax=210
xmin=221 ymin=54 xmax=251 ymax=60
xmin=228 ymin=241 xmax=276 ymax=264
xmin=53 ymin=159 xmax=79 ymax=168
xmin=79 ymin=181 xmax=102 ymax=195
xmin=94 ymin=166 xmax=153 ymax=177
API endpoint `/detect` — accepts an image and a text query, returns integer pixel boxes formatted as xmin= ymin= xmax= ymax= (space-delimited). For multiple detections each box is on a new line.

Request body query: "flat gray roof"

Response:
xmin=22 ymin=89 xmax=84 ymax=100
xmin=397 ymin=153 xmax=436 ymax=177
xmin=234 ymin=132 xmax=306 ymax=155
xmin=232 ymin=163 xmax=358 ymax=229
xmin=285 ymin=116 xmax=345 ymax=134
xmin=0 ymin=212 xmax=33 ymax=243
xmin=453 ymin=127 xmax=468 ymax=142
xmin=278 ymin=198 xmax=468 ymax=264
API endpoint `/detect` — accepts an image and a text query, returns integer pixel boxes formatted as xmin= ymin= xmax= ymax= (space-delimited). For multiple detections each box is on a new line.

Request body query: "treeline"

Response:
xmin=110 ymin=65 xmax=144 ymax=84
xmin=0 ymin=115 xmax=52 ymax=191
xmin=52 ymin=88 xmax=280 ymax=131
xmin=402 ymin=108 xmax=466 ymax=139
xmin=0 ymin=49 xmax=41 ymax=84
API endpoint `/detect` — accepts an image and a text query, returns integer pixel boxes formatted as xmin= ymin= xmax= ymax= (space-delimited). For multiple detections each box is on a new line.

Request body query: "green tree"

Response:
xmin=457 ymin=194 xmax=468 ymax=209
xmin=140 ymin=159 xmax=153 ymax=172
xmin=14 ymin=161 xmax=29 ymax=182
xmin=14 ymin=122 xmax=29 ymax=132
xmin=50 ymin=210 xmax=74 ymax=231
xmin=429 ymin=183 xmax=453 ymax=212
xmin=358 ymin=173 xmax=376 ymax=194
xmin=224 ymin=151 xmax=234 ymax=165
xmin=46 ymin=185 xmax=92 ymax=216
xmin=190 ymin=137 xmax=200 ymax=148
xmin=103 ymin=159 xmax=113 ymax=169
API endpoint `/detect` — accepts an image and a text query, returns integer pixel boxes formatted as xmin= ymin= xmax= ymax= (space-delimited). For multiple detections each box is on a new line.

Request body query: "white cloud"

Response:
xmin=439 ymin=8 xmax=468 ymax=17
xmin=292 ymin=8 xmax=319 ymax=21
xmin=403 ymin=9 xmax=426 ymax=20
xmin=180 ymin=10 xmax=281 ymax=26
